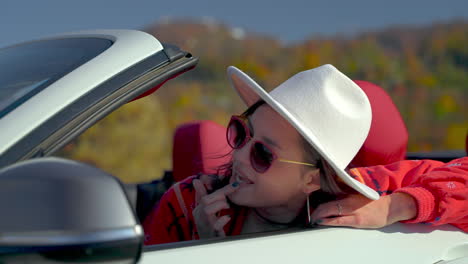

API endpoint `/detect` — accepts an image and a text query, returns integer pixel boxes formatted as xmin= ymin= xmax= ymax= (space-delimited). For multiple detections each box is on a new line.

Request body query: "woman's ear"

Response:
xmin=302 ymin=169 xmax=321 ymax=194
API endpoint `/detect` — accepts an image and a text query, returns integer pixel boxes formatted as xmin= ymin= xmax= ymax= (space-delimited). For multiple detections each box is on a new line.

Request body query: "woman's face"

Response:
xmin=228 ymin=105 xmax=319 ymax=208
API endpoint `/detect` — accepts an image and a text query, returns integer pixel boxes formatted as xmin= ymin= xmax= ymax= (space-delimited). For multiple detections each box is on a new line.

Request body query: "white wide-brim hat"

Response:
xmin=227 ymin=64 xmax=380 ymax=200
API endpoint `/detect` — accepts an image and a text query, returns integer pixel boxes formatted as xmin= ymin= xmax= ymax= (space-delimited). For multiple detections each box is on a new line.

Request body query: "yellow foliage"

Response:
xmin=233 ymin=60 xmax=270 ymax=80
xmin=416 ymin=75 xmax=438 ymax=87
xmin=61 ymin=96 xmax=171 ymax=183
xmin=445 ymin=123 xmax=468 ymax=150
xmin=304 ymin=53 xmax=321 ymax=69
xmin=436 ymin=94 xmax=457 ymax=114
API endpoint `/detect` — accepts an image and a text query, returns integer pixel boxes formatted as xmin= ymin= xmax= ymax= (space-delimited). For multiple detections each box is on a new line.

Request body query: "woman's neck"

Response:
xmin=241 ymin=205 xmax=303 ymax=235
xmin=250 ymin=195 xmax=306 ymax=226
xmin=255 ymin=204 xmax=303 ymax=224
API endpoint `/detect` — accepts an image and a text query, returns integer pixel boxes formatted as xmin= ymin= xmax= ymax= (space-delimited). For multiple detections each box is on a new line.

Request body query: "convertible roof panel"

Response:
xmin=0 ymin=30 xmax=164 ymax=156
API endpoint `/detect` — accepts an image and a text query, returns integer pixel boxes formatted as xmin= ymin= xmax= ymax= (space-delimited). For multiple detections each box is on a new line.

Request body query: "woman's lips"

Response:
xmin=235 ymin=171 xmax=254 ymax=184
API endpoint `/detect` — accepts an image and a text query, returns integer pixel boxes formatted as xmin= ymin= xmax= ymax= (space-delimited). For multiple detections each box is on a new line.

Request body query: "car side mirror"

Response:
xmin=0 ymin=158 xmax=143 ymax=263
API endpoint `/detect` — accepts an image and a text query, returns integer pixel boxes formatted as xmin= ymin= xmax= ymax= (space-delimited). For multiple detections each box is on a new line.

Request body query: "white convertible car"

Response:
xmin=0 ymin=30 xmax=466 ymax=264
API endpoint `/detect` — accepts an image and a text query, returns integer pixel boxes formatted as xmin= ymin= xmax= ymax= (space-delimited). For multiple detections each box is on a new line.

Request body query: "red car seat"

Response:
xmin=171 ymin=81 xmax=408 ymax=181
xmin=350 ymin=80 xmax=408 ymax=167
xmin=172 ymin=121 xmax=231 ymax=182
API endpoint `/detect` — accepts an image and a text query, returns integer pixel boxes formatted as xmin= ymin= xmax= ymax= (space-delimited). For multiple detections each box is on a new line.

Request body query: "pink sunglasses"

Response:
xmin=226 ymin=115 xmax=316 ymax=173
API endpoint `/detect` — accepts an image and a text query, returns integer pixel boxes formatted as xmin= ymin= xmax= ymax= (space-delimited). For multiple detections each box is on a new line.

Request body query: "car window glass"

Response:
xmin=0 ymin=78 xmax=49 ymax=111
xmin=0 ymin=38 xmax=112 ymax=118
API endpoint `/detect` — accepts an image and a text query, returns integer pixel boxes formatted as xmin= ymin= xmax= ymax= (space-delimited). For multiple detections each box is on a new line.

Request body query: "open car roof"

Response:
xmin=0 ymin=30 xmax=198 ymax=167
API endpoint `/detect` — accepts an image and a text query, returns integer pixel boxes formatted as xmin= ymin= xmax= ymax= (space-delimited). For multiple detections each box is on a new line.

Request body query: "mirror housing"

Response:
xmin=0 ymin=158 xmax=143 ymax=263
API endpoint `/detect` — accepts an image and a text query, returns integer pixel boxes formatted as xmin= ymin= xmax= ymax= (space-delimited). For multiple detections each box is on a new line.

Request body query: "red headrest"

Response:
xmin=466 ymin=133 xmax=468 ymax=155
xmin=172 ymin=120 xmax=231 ymax=182
xmin=351 ymin=80 xmax=408 ymax=167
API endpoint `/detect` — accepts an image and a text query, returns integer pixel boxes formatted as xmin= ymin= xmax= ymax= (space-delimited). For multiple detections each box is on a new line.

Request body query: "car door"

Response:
xmin=0 ymin=30 xmax=198 ymax=168
xmin=141 ymin=223 xmax=468 ymax=264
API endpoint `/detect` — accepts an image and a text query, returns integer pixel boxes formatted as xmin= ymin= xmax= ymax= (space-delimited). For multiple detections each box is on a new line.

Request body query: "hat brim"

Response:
xmin=228 ymin=66 xmax=379 ymax=200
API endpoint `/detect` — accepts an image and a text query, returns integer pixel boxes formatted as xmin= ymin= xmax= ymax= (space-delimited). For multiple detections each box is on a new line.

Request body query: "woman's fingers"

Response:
xmin=310 ymin=195 xmax=374 ymax=224
xmin=199 ymin=174 xmax=218 ymax=192
xmin=193 ymin=179 xmax=208 ymax=205
xmin=193 ymin=180 xmax=238 ymax=239
xmin=200 ymin=182 xmax=240 ymax=205
xmin=213 ymin=215 xmax=231 ymax=237
xmin=319 ymin=215 xmax=360 ymax=227
xmin=312 ymin=205 xmax=366 ymax=228
xmin=204 ymin=200 xmax=230 ymax=216
xmin=312 ymin=195 xmax=395 ymax=228
xmin=311 ymin=200 xmax=350 ymax=222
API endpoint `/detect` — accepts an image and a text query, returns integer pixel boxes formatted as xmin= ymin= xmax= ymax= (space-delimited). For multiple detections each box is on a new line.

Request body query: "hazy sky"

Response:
xmin=1 ymin=0 xmax=468 ymax=47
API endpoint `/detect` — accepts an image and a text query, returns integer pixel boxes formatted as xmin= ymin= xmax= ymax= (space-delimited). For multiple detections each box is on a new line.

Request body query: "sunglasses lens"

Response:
xmin=251 ymin=142 xmax=274 ymax=173
xmin=227 ymin=118 xmax=247 ymax=148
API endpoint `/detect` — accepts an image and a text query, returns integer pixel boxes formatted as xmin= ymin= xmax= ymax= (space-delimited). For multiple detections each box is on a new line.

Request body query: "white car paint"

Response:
xmin=141 ymin=223 xmax=468 ymax=264
xmin=0 ymin=30 xmax=164 ymax=156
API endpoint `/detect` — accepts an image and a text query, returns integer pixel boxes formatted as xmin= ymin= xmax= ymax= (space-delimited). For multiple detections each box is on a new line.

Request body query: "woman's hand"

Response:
xmin=310 ymin=193 xmax=417 ymax=228
xmin=192 ymin=179 xmax=239 ymax=238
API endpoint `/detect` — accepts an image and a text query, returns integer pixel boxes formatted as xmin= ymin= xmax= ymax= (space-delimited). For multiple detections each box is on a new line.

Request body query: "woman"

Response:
xmin=143 ymin=65 xmax=468 ymax=244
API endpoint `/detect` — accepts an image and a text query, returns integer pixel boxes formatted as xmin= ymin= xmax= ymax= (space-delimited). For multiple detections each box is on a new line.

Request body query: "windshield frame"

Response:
xmin=0 ymin=37 xmax=114 ymax=118
xmin=0 ymin=30 xmax=165 ymax=159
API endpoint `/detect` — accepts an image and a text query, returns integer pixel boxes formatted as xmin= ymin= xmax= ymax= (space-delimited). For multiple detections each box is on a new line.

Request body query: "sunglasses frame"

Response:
xmin=227 ymin=115 xmax=316 ymax=173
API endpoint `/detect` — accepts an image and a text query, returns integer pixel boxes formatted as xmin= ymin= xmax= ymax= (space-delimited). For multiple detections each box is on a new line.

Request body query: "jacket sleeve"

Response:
xmin=142 ymin=185 xmax=189 ymax=245
xmin=350 ymin=157 xmax=468 ymax=229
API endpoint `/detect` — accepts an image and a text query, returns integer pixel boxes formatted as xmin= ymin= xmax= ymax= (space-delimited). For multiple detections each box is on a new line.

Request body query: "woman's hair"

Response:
xmin=210 ymin=100 xmax=267 ymax=190
xmin=300 ymin=136 xmax=344 ymax=195
xmin=300 ymin=136 xmax=356 ymax=208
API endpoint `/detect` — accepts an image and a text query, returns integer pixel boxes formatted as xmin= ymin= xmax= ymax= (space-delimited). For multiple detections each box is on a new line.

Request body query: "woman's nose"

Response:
xmin=233 ymin=141 xmax=251 ymax=166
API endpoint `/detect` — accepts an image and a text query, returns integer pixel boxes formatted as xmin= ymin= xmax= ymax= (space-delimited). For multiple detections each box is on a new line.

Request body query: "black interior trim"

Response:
xmin=142 ymin=226 xmax=309 ymax=252
xmin=406 ymin=150 xmax=466 ymax=162
xmin=162 ymin=43 xmax=190 ymax=62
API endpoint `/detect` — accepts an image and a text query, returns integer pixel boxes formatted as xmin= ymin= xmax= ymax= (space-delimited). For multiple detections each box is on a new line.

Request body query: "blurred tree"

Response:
xmin=59 ymin=96 xmax=171 ymax=183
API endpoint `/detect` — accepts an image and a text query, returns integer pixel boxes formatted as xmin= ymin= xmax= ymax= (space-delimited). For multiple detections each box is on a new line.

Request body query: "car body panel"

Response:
xmin=142 ymin=223 xmax=468 ymax=264
xmin=0 ymin=30 xmax=163 ymax=156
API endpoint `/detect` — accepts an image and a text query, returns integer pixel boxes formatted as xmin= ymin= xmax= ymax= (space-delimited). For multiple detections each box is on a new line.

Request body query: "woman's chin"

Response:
xmin=228 ymin=187 xmax=253 ymax=206
xmin=229 ymin=185 xmax=268 ymax=207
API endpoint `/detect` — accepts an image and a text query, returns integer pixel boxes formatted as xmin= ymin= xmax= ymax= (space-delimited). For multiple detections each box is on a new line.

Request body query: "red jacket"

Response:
xmin=143 ymin=175 xmax=248 ymax=245
xmin=349 ymin=157 xmax=468 ymax=231
xmin=143 ymin=157 xmax=468 ymax=245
